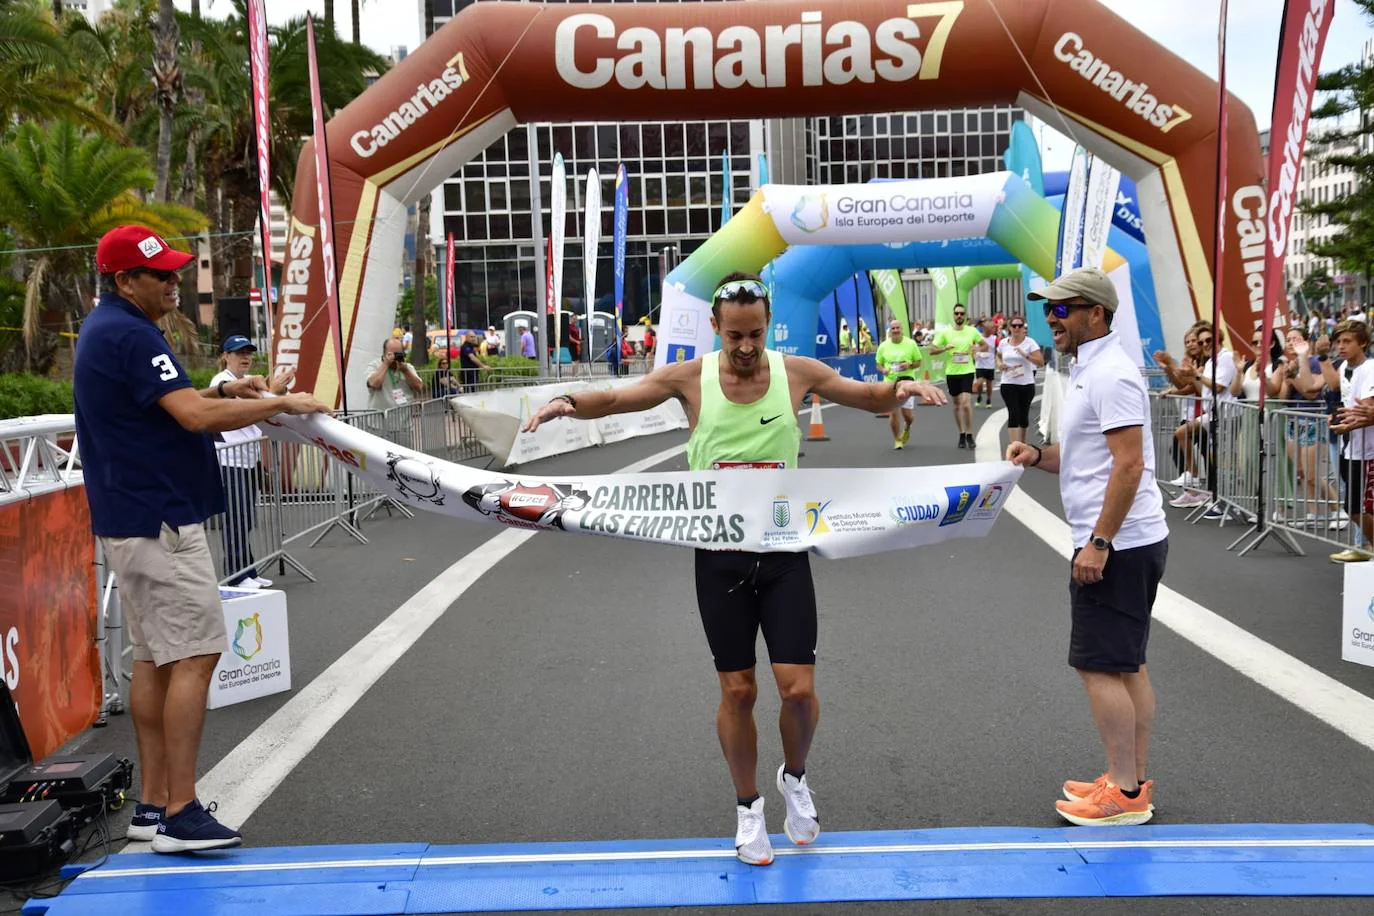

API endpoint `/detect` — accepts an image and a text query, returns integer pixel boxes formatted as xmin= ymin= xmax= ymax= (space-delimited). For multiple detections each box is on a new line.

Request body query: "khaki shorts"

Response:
xmin=101 ymin=523 xmax=228 ymax=666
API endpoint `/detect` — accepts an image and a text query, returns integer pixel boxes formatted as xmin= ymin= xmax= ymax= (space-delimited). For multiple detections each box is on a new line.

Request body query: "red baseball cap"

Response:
xmin=95 ymin=225 xmax=194 ymax=274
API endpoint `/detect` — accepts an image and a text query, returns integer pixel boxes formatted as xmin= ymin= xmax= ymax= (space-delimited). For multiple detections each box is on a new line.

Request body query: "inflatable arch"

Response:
xmin=276 ymin=0 xmax=1262 ymax=407
xmin=668 ymin=169 xmax=1149 ymax=364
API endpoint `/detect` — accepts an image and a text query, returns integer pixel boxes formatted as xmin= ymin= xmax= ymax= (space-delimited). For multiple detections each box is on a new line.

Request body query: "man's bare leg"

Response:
xmin=163 ymin=653 xmax=219 ymax=816
xmin=129 ymin=660 xmax=172 ymax=808
xmin=717 ymin=669 xmax=760 ymax=798
xmin=772 ymin=664 xmax=819 ymax=774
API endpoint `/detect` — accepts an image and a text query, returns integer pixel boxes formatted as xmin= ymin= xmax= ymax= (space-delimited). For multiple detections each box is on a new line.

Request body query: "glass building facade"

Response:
xmin=429 ymin=0 xmax=1025 ymax=329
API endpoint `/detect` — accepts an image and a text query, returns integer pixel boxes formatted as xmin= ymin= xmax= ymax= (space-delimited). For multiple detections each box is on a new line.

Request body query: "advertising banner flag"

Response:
xmin=757 ymin=152 xmax=769 ymax=188
xmin=613 ymin=164 xmax=629 ymax=360
xmin=1081 ymin=158 xmax=1122 ymax=271
xmin=551 ymin=153 xmax=567 ymax=364
xmin=583 ymin=168 xmax=601 ymax=362
xmin=761 ymin=172 xmax=1007 ymax=247
xmin=721 ymin=151 xmax=731 ymax=227
xmin=870 ymin=268 xmax=909 ymax=331
xmin=1259 ymin=0 xmax=1331 ymax=404
xmin=246 ymin=0 xmax=275 ymax=349
xmin=1057 ymin=147 xmax=1090 ymax=275
xmin=305 ymin=16 xmax=345 ymax=403
xmin=261 ymin=412 xmax=1022 ymax=560
xmin=545 ymin=236 xmax=554 ymax=316
xmin=444 ymin=232 xmax=455 ymax=346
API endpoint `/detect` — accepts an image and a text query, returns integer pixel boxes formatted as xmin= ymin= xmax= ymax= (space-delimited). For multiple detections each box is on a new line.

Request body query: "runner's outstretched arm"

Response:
xmin=522 ymin=362 xmax=688 ymax=432
xmin=790 ymin=356 xmax=946 ymax=413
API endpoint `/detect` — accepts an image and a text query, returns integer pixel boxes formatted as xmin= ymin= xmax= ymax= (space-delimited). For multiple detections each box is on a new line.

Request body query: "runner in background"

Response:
xmin=929 ymin=304 xmax=988 ymax=449
xmin=997 ymin=318 xmax=1044 ymax=444
xmin=875 ymin=320 xmax=923 ymax=450
xmin=973 ymin=319 xmax=999 ymax=409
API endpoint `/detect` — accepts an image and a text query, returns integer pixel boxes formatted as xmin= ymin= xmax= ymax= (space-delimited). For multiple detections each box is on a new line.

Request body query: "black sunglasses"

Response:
xmin=126 ymin=267 xmax=179 ymax=283
xmin=1010 ymin=322 xmax=1026 ymax=328
xmin=1042 ymin=302 xmax=1096 ymax=319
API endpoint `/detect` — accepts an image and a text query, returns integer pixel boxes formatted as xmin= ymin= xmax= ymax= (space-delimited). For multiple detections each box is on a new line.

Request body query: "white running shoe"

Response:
xmin=775 ymin=765 xmax=820 ymax=846
xmin=734 ymin=797 xmax=773 ymax=865
xmin=1167 ymin=472 xmax=1195 ymax=487
xmin=1169 ymin=490 xmax=1209 ymax=508
xmin=252 ymin=576 xmax=273 ymax=588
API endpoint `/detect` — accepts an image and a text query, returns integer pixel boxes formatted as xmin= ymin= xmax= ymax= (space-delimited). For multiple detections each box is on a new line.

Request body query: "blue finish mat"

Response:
xmin=24 ymin=824 xmax=1374 ymax=914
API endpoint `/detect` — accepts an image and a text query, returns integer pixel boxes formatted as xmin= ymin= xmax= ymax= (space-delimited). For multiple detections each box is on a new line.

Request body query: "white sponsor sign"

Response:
xmin=1082 ymin=159 xmax=1122 ymax=271
xmin=761 ymin=172 xmax=1006 ymax=246
xmin=209 ymin=588 xmax=291 ymax=709
xmin=451 ymin=378 xmax=689 ymax=466
xmin=260 ymin=413 xmax=1022 ymax=560
xmin=1342 ymin=563 xmax=1374 ymax=669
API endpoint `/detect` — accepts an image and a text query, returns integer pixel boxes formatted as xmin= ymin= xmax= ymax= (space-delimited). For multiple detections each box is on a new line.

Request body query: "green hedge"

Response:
xmin=0 ymin=374 xmax=75 ymax=419
xmin=482 ymin=355 xmax=539 ymax=380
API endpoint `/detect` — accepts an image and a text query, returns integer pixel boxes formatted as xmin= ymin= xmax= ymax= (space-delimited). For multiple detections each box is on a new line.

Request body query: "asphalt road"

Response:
xmin=61 ymin=397 xmax=1374 ymax=915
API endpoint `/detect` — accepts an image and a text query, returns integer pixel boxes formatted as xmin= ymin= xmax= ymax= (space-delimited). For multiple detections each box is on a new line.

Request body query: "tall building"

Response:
xmin=427 ymin=0 xmax=1025 ymax=330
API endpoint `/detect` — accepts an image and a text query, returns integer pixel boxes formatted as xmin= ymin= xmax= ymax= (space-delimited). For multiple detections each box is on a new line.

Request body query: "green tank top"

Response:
xmin=687 ymin=350 xmax=800 ymax=471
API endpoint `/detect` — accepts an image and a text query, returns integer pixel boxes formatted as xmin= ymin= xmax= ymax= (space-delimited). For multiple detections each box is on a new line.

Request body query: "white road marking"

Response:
xmin=86 ymin=834 xmax=1374 ymax=879
xmin=181 ymin=441 xmax=693 ymax=837
xmin=975 ymin=408 xmax=1374 ymax=753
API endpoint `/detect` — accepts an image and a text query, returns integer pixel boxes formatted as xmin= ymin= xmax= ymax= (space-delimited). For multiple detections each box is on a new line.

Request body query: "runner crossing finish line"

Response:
xmin=265 ymin=273 xmax=1018 ymax=866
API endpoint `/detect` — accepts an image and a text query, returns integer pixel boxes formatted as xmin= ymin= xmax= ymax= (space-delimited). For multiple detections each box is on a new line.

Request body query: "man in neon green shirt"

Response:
xmin=929 ymin=303 xmax=988 ymax=449
xmin=522 ymin=272 xmax=947 ymax=866
xmin=875 ymin=319 xmax=923 ymax=449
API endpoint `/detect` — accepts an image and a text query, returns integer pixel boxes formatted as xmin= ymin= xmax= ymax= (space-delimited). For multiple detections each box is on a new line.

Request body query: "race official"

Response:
xmin=75 ymin=225 xmax=328 ymax=853
xmin=1007 ymin=267 xmax=1168 ymax=828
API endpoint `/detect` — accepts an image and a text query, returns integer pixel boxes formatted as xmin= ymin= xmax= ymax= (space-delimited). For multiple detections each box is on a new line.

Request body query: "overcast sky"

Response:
xmin=185 ymin=0 xmax=1374 ymax=170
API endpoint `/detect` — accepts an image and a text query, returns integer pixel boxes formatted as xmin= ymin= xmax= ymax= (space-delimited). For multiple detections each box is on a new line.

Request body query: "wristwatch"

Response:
xmin=1088 ymin=534 xmax=1112 ymax=551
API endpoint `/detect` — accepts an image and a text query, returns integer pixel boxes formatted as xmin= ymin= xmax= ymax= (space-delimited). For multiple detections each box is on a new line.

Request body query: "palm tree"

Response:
xmin=180 ymin=8 xmax=389 ymax=300
xmin=350 ymin=0 xmax=361 ymax=45
xmin=0 ymin=120 xmax=204 ymax=371
xmin=0 ymin=2 xmax=113 ymax=134
xmin=151 ymin=0 xmax=180 ymax=201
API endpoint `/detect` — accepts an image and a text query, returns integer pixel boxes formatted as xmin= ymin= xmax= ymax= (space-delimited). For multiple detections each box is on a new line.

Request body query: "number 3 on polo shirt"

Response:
xmin=151 ymin=353 xmax=178 ymax=381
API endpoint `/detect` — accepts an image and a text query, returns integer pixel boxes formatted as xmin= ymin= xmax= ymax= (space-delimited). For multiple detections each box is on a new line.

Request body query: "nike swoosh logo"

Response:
xmin=760 ymin=415 xmax=783 ymax=425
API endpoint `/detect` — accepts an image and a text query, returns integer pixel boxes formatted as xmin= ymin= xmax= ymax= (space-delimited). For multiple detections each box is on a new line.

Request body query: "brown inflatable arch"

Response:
xmin=276 ymin=0 xmax=1262 ymax=407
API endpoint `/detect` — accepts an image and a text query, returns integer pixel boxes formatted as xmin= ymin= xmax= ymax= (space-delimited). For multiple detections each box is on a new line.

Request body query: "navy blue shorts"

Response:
xmin=1068 ymin=539 xmax=1168 ymax=673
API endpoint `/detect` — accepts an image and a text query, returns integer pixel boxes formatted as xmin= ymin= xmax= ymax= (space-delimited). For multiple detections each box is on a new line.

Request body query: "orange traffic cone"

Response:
xmin=806 ymin=394 xmax=830 ymax=442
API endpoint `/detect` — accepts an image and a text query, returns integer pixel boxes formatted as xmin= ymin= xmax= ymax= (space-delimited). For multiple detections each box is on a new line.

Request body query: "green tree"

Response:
xmin=0 ymin=120 xmax=204 ymax=372
xmin=179 ymin=5 xmax=389 ymax=301
xmin=0 ymin=1 xmax=114 ymax=135
xmin=1301 ymin=0 xmax=1374 ymax=300
xmin=396 ymin=275 xmax=439 ymax=329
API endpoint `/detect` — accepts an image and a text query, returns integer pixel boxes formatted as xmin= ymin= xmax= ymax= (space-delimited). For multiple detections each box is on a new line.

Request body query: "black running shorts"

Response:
xmin=975 ymin=368 xmax=995 ymax=381
xmin=946 ymin=373 xmax=974 ymax=397
xmin=694 ymin=550 xmax=818 ymax=672
xmin=1001 ymin=384 xmax=1035 ymax=428
xmin=1068 ymin=538 xmax=1168 ymax=673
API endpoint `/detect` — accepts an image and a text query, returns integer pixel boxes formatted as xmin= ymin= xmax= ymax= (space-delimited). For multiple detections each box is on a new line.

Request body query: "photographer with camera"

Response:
xmin=365 ymin=337 xmax=425 ymax=411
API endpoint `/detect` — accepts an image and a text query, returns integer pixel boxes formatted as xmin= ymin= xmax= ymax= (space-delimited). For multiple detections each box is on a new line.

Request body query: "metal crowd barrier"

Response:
xmin=1147 ymin=393 xmax=1358 ymax=556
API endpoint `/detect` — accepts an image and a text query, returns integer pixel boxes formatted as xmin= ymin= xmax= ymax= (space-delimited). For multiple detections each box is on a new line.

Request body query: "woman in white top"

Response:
xmin=995 ymin=318 xmax=1044 ymax=443
xmin=211 ymin=337 xmax=294 ymax=588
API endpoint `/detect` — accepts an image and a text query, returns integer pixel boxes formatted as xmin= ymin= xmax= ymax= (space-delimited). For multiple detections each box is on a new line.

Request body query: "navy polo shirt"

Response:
xmin=74 ymin=293 xmax=225 ymax=537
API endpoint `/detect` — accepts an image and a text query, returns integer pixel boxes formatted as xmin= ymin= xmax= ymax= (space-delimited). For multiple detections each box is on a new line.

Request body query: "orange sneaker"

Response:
xmin=1061 ymin=773 xmax=1108 ymax=803
xmin=1055 ymin=779 xmax=1154 ymax=826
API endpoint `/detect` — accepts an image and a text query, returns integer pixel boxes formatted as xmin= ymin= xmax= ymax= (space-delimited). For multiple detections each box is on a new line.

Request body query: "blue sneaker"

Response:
xmin=151 ymin=800 xmax=242 ymax=853
xmin=125 ymin=803 xmax=164 ymax=841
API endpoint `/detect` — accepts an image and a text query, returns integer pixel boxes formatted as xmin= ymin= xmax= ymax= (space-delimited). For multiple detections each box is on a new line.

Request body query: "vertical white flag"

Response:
xmin=550 ymin=153 xmax=566 ymax=366
xmin=1081 ymin=159 xmax=1122 ymax=271
xmin=583 ymin=168 xmax=601 ymax=365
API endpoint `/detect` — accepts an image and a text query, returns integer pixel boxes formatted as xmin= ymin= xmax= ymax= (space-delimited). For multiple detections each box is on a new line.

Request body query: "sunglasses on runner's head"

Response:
xmin=712 ymin=280 xmax=768 ymax=303
xmin=125 ymin=267 xmax=179 ymax=283
xmin=1042 ymin=302 xmax=1096 ymax=319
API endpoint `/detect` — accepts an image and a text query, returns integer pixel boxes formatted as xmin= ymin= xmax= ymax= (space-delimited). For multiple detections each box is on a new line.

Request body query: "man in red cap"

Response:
xmin=76 ymin=225 xmax=329 ymax=852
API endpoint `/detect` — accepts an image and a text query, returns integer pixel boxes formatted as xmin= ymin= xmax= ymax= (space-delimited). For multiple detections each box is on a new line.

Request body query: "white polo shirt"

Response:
xmin=1061 ymin=332 xmax=1169 ymax=551
xmin=1343 ymin=357 xmax=1374 ymax=461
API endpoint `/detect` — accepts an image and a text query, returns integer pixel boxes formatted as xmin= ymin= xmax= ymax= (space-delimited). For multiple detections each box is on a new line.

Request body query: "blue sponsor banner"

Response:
xmin=666 ymin=343 xmax=696 ymax=364
xmin=612 ymin=164 xmax=629 ymax=358
xmin=940 ymin=484 xmax=981 ymax=527
xmin=823 ymin=355 xmax=883 ymax=383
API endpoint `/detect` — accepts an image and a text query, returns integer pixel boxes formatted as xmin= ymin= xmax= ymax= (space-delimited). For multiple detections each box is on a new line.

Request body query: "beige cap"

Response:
xmin=1027 ymin=267 xmax=1118 ymax=312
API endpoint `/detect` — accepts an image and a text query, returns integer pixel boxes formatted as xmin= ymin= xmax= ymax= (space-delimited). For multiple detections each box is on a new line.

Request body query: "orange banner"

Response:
xmin=0 ymin=489 xmax=100 ymax=759
xmin=279 ymin=0 xmax=1265 ymax=407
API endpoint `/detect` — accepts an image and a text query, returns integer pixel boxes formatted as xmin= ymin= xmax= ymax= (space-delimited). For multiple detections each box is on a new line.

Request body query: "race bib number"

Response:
xmin=1004 ymin=364 xmax=1025 ymax=379
xmin=952 ymin=352 xmax=971 ymax=364
xmin=712 ymin=461 xmax=787 ymax=470
xmin=390 ymin=387 xmax=409 ymax=406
